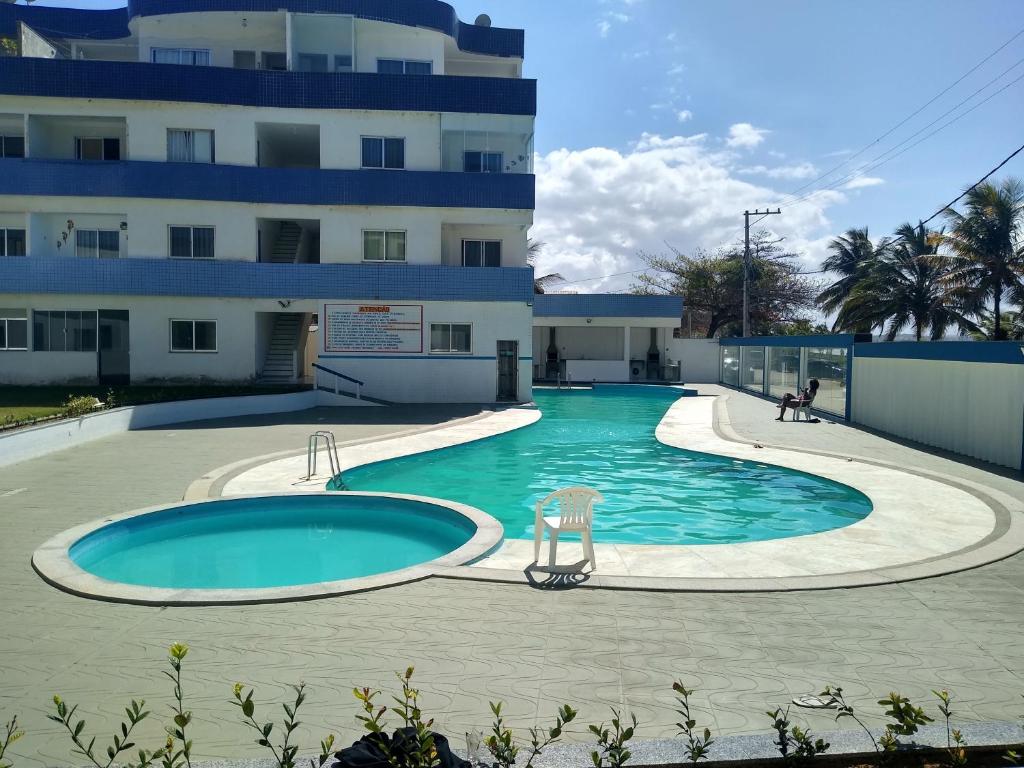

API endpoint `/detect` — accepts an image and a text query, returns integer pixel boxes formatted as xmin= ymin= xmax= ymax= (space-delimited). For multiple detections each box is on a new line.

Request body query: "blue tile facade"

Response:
xmin=0 ymin=59 xmax=536 ymax=117
xmin=854 ymin=340 xmax=1024 ymax=365
xmin=533 ymin=294 xmax=684 ymax=319
xmin=3 ymin=159 xmax=535 ymax=210
xmin=0 ymin=258 xmax=535 ymax=303
xmin=0 ymin=0 xmax=524 ymax=58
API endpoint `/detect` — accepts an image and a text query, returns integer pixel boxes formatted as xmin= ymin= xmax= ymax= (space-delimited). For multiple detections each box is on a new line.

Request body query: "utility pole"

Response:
xmin=742 ymin=208 xmax=782 ymax=337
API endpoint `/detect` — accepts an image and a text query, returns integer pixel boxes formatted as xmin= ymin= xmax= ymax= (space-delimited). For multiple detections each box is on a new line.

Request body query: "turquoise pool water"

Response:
xmin=336 ymin=386 xmax=872 ymax=545
xmin=70 ymin=495 xmax=475 ymax=589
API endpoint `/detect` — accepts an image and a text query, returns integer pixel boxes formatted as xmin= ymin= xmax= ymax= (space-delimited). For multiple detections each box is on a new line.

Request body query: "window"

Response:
xmin=462 ymin=240 xmax=501 ymax=268
xmin=429 ymin=323 xmax=471 ymax=354
xmin=297 ymin=53 xmax=328 ymax=72
xmin=334 ymin=54 xmax=353 ymax=72
xmin=32 ymin=310 xmax=97 ymax=352
xmin=152 ymin=48 xmax=210 ymax=66
xmin=261 ymin=52 xmax=287 ymax=71
xmin=361 ymin=137 xmax=405 ymax=169
xmin=75 ymin=137 xmax=121 ymax=161
xmin=167 ymin=129 xmax=214 ymax=163
xmin=464 ymin=151 xmax=503 ymax=173
xmin=0 ymin=229 xmax=26 ymax=257
xmin=75 ymin=229 xmax=120 ymax=259
xmin=169 ymin=226 xmax=215 ymax=259
xmin=0 ymin=136 xmax=24 ymax=158
xmin=233 ymin=50 xmax=256 ymax=69
xmin=362 ymin=230 xmax=406 ymax=262
xmin=0 ymin=309 xmax=27 ymax=351
xmin=170 ymin=320 xmax=217 ymax=352
xmin=377 ymin=58 xmax=432 ymax=75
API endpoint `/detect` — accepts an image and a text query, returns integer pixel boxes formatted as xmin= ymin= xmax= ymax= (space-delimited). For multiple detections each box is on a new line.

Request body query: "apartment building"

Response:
xmin=0 ymin=0 xmax=540 ymax=402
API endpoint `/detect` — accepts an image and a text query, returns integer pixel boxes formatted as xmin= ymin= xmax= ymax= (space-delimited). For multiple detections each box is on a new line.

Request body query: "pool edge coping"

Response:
xmin=435 ymin=391 xmax=1024 ymax=591
xmin=31 ymin=491 xmax=504 ymax=606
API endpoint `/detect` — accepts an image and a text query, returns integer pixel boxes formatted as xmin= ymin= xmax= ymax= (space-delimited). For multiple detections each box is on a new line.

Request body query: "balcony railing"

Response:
xmin=0 ymin=258 xmax=536 ymax=303
xmin=0 ymin=58 xmax=536 ymax=116
xmin=0 ymin=158 xmax=535 ymax=210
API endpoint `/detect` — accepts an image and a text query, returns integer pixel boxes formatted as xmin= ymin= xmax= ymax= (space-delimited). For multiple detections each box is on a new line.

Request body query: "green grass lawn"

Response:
xmin=0 ymin=384 xmax=305 ymax=429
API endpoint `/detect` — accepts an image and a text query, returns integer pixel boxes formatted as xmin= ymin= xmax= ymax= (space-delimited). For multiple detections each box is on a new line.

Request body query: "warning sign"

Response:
xmin=323 ymin=304 xmax=423 ymax=353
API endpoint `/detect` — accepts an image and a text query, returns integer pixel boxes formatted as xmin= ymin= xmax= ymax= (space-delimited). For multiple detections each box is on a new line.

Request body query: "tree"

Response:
xmin=633 ymin=232 xmax=820 ymax=338
xmin=942 ymin=177 xmax=1024 ymax=341
xmin=840 ymin=223 xmax=977 ymax=340
xmin=970 ymin=309 xmax=1024 ymax=341
xmin=816 ymin=227 xmax=891 ymax=332
xmin=526 ymin=238 xmax=565 ymax=294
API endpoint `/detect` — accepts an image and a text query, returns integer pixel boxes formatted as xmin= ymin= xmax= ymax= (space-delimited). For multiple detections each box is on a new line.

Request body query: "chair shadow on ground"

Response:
xmin=523 ymin=561 xmax=593 ymax=590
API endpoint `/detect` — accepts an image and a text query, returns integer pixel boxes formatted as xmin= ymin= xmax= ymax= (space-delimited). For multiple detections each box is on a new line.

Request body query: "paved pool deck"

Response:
xmin=1 ymin=391 xmax=1023 ymax=767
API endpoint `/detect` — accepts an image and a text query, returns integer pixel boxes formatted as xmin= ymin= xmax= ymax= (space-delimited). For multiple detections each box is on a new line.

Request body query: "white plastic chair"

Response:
xmin=793 ymin=396 xmax=815 ymax=421
xmin=533 ymin=486 xmax=604 ymax=570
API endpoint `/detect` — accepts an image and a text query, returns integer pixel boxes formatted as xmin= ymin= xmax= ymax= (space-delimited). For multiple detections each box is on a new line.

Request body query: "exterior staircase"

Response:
xmin=269 ymin=221 xmax=302 ymax=263
xmin=260 ymin=313 xmax=304 ymax=384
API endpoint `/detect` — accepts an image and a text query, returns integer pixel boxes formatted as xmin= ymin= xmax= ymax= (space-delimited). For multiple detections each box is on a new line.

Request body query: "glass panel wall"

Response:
xmin=740 ymin=346 xmax=765 ymax=393
xmin=806 ymin=347 xmax=847 ymax=416
xmin=768 ymin=347 xmax=800 ymax=399
xmin=721 ymin=345 xmax=739 ymax=386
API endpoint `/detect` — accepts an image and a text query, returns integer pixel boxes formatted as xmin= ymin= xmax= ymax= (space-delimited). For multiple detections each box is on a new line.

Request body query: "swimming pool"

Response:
xmin=335 ymin=386 xmax=872 ymax=544
xmin=66 ymin=494 xmax=481 ymax=590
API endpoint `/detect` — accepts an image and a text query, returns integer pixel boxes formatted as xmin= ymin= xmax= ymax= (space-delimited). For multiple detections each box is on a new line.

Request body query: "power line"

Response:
xmin=784 ymin=24 xmax=1024 ymax=199
xmin=782 ymin=61 xmax=1024 ymax=209
xmin=799 ymin=139 xmax=1024 ymax=275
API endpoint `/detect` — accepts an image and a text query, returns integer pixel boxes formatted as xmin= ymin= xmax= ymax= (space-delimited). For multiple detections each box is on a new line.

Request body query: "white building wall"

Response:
xmin=3 ymin=195 xmax=532 ymax=264
xmin=317 ymin=300 xmax=532 ymax=403
xmin=353 ymin=19 xmax=445 ymax=74
xmin=135 ymin=11 xmax=287 ymax=69
xmin=667 ymin=338 xmax=721 ymax=383
xmin=851 ymin=357 xmax=1024 ymax=470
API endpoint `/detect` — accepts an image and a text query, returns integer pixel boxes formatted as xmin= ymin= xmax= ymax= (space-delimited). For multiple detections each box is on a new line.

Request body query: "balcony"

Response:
xmin=0 ymin=58 xmax=536 ymax=116
xmin=0 ymin=158 xmax=536 ymax=210
xmin=0 ymin=257 xmax=535 ymax=303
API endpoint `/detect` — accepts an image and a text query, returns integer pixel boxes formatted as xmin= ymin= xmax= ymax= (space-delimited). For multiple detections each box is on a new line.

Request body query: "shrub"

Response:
xmin=0 ymin=716 xmax=23 ymax=768
xmin=589 ymin=709 xmax=637 ymax=768
xmin=673 ymin=682 xmax=714 ymax=763
xmin=62 ymin=395 xmax=103 ymax=419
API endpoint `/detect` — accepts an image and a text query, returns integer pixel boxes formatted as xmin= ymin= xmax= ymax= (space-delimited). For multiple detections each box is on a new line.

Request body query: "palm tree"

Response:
xmin=970 ymin=309 xmax=1024 ymax=341
xmin=842 ymin=223 xmax=976 ymax=340
xmin=816 ymin=227 xmax=891 ymax=332
xmin=942 ymin=177 xmax=1024 ymax=341
xmin=527 ymin=238 xmax=565 ymax=294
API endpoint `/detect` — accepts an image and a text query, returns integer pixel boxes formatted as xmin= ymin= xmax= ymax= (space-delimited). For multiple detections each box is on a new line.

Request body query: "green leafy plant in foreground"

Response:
xmin=354 ymin=668 xmax=438 ymax=768
xmin=589 ymin=709 xmax=637 ymax=768
xmin=934 ymin=690 xmax=967 ymax=768
xmin=823 ymin=686 xmax=932 ymax=767
xmin=62 ymin=395 xmax=102 ymax=419
xmin=233 ymin=681 xmax=333 ymax=768
xmin=485 ymin=700 xmax=577 ymax=768
xmin=766 ymin=707 xmax=830 ymax=767
xmin=0 ymin=716 xmax=24 ymax=768
xmin=46 ymin=642 xmax=204 ymax=768
xmin=673 ymin=682 xmax=714 ymax=763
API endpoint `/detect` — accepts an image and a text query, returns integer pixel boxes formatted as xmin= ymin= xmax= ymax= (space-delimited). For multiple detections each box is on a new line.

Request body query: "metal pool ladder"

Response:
xmin=306 ymin=431 xmax=341 ymax=481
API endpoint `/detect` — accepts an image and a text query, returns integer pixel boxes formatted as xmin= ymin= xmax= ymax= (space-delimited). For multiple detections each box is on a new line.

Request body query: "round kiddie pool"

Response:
xmin=32 ymin=493 xmax=502 ymax=605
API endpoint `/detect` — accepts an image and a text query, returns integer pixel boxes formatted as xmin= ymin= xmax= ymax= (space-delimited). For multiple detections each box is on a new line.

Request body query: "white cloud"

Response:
xmin=823 ymin=148 xmax=853 ymax=157
xmin=725 ymin=122 xmax=769 ymax=149
xmin=843 ymin=176 xmax=885 ymax=189
xmin=739 ymin=161 xmax=818 ymax=180
xmin=531 ymin=132 xmax=845 ymax=293
xmin=596 ymin=19 xmax=612 ymax=37
xmin=676 ymin=109 xmax=693 ymax=123
xmin=596 ymin=10 xmax=630 ymax=36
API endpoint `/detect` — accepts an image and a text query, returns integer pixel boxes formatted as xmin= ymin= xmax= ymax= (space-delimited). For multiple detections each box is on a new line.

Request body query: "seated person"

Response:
xmin=776 ymin=378 xmax=819 ymax=421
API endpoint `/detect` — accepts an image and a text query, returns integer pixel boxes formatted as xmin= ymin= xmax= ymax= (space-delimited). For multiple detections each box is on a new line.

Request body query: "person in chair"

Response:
xmin=776 ymin=378 xmax=819 ymax=421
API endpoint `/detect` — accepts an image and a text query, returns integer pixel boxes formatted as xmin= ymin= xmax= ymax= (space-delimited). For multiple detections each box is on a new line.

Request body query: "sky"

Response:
xmin=26 ymin=0 xmax=1024 ymax=294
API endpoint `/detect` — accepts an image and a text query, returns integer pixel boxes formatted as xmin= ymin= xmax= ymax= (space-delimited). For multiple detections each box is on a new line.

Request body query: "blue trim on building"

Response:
xmin=0 ymin=0 xmax=525 ymax=58
xmin=0 ymin=59 xmax=536 ymax=117
xmin=0 ymin=258 xmax=535 ymax=303
xmin=853 ymin=341 xmax=1024 ymax=365
xmin=533 ymin=294 xmax=683 ymax=319
xmin=322 ymin=354 xmax=498 ymax=360
xmin=722 ymin=334 xmax=867 ymax=348
xmin=3 ymin=159 xmax=535 ymax=210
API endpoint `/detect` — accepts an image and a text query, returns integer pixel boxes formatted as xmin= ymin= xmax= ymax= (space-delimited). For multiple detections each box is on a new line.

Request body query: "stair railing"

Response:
xmin=312 ymin=362 xmax=365 ymax=401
